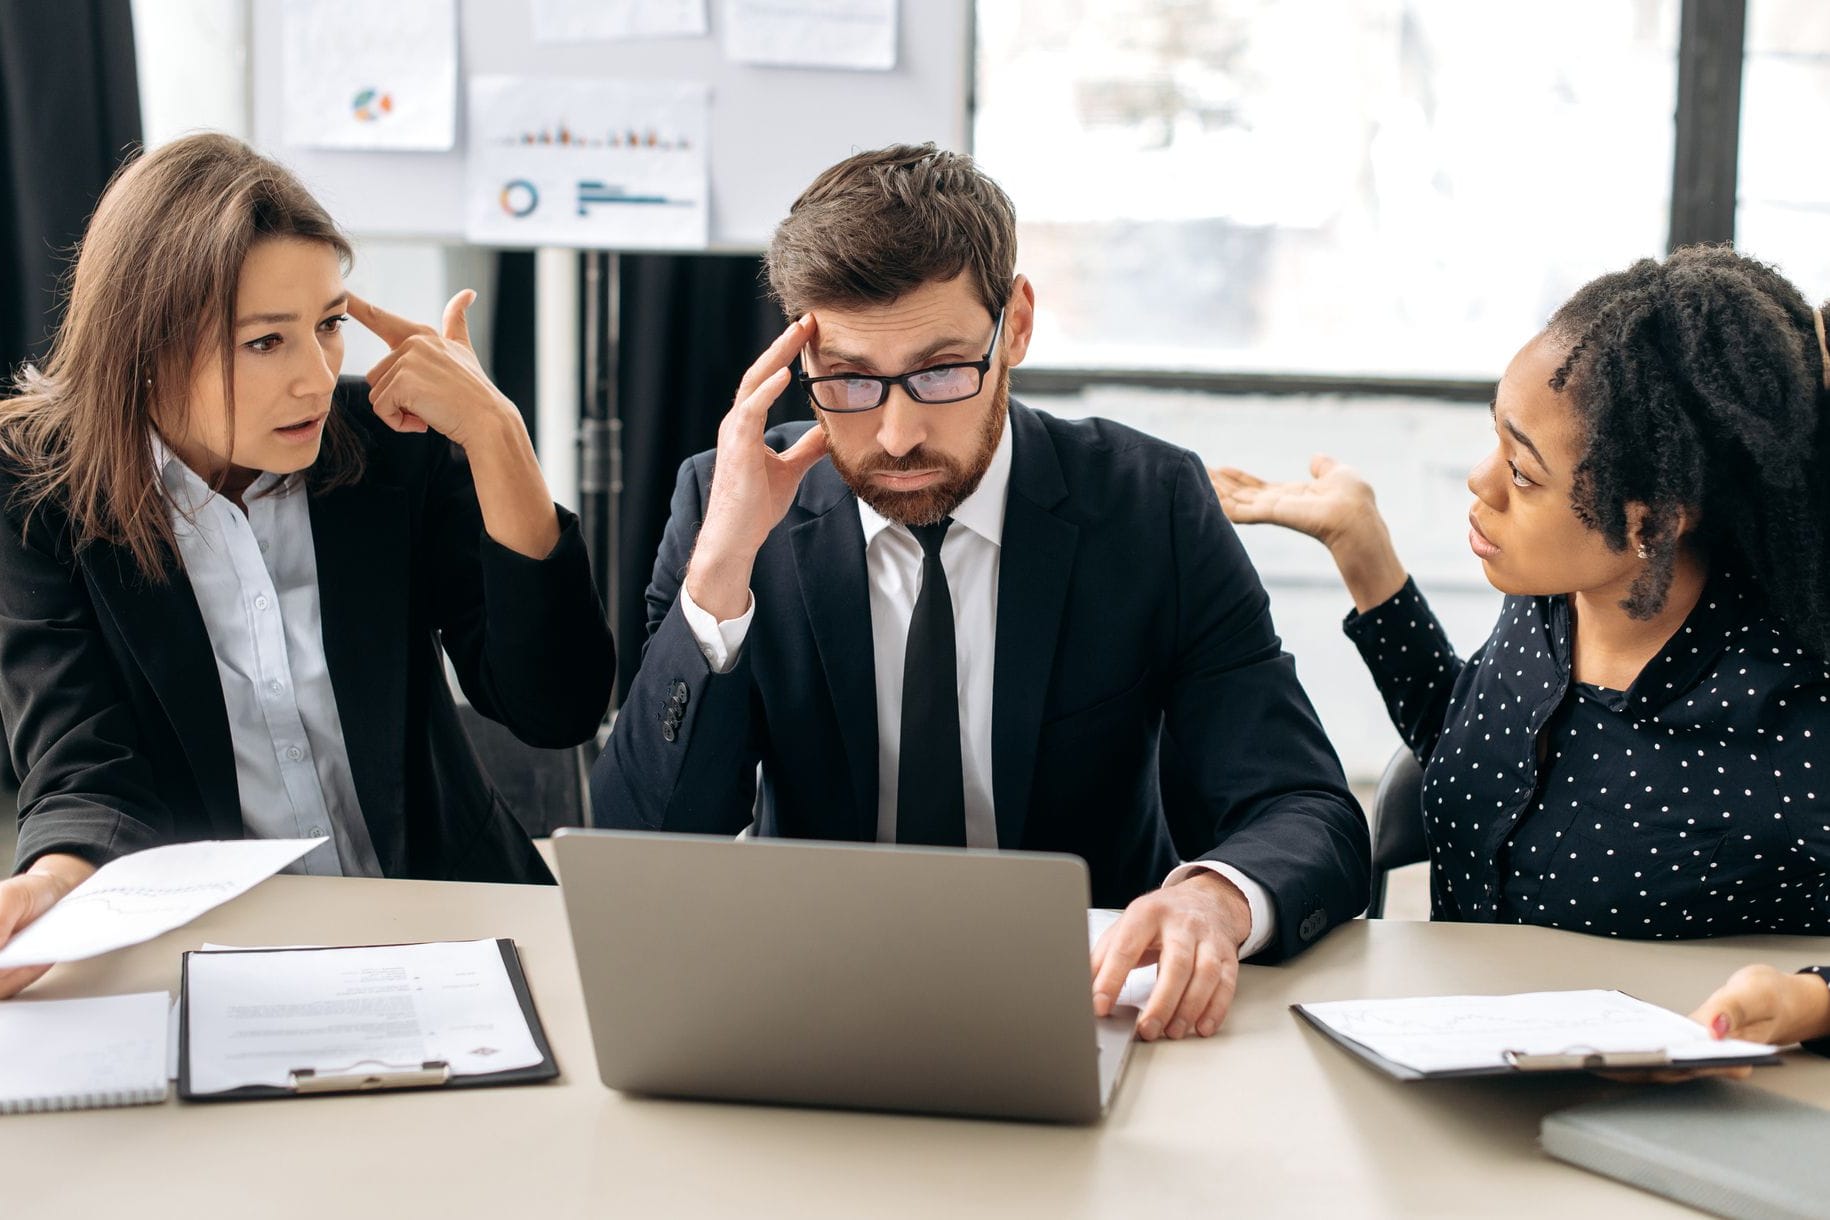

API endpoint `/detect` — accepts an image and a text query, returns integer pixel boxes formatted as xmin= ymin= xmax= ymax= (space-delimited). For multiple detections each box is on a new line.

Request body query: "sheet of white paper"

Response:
xmin=1087 ymin=908 xmax=1155 ymax=1009
xmin=0 ymin=839 xmax=323 ymax=969
xmin=0 ymin=992 xmax=170 ymax=1111
xmin=532 ymin=0 xmax=707 ymax=41
xmin=282 ymin=0 xmax=457 ymax=150
xmin=1300 ymin=989 xmax=1776 ymax=1074
xmin=723 ymin=0 xmax=897 ymax=71
xmin=183 ymin=940 xmax=543 ymax=1096
xmin=465 ymin=76 xmax=710 ymax=250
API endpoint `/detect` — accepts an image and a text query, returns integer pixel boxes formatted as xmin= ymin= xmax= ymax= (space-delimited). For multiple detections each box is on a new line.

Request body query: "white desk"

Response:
xmin=8 ymin=874 xmax=1828 ymax=1218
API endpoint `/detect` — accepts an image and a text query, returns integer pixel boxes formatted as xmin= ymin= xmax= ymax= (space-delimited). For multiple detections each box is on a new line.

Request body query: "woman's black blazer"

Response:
xmin=0 ymin=382 xmax=614 ymax=883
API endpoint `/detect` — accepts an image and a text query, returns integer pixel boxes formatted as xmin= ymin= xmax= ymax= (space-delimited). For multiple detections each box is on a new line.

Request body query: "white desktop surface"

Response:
xmin=7 ymin=872 xmax=1829 ymax=1218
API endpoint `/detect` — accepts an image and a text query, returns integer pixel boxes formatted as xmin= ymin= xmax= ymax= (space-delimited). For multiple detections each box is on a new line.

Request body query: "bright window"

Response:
xmin=975 ymin=0 xmax=1681 ymax=379
xmin=1738 ymin=0 xmax=1830 ymax=300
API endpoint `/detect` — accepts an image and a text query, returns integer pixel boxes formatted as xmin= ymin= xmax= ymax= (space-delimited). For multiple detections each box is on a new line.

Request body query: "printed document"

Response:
xmin=183 ymin=940 xmax=543 ymax=1095
xmin=0 ymin=839 xmax=322 ymax=969
xmin=1299 ymin=989 xmax=1776 ymax=1074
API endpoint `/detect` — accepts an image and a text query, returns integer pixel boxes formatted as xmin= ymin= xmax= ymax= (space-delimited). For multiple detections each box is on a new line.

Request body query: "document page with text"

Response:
xmin=183 ymin=939 xmax=543 ymax=1095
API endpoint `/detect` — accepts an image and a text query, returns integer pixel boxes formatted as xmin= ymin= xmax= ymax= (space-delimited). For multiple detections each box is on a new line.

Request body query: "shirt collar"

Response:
xmin=150 ymin=430 xmax=292 ymax=515
xmin=1540 ymin=563 xmax=1772 ymax=712
xmin=855 ymin=411 xmax=1014 ymax=550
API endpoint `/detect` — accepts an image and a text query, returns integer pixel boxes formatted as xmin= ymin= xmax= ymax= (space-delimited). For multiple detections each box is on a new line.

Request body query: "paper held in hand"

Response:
xmin=0 ymin=838 xmax=323 ymax=969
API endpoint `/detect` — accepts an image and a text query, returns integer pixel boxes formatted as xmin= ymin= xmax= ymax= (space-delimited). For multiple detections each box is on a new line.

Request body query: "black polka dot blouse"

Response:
xmin=1343 ymin=569 xmax=1830 ymax=939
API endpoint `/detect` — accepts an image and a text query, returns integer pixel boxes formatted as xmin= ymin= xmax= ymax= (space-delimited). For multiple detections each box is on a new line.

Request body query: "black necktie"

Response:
xmin=897 ymin=519 xmax=966 ymax=847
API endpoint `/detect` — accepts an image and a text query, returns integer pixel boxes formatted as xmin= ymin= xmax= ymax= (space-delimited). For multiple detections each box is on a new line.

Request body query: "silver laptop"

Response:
xmin=552 ymin=829 xmax=1138 ymax=1124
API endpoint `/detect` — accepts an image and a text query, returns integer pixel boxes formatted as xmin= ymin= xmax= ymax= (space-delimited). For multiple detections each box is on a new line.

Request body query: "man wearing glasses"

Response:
xmin=592 ymin=145 xmax=1368 ymax=1039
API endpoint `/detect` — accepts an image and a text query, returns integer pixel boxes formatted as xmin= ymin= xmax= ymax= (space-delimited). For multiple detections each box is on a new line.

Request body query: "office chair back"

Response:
xmin=1366 ymin=747 xmax=1428 ymax=918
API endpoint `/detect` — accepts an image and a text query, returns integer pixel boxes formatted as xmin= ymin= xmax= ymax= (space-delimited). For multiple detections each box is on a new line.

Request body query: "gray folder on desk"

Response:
xmin=1541 ymin=1079 xmax=1830 ymax=1220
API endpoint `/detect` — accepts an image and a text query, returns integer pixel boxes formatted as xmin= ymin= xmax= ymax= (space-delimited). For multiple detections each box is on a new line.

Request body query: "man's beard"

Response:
xmin=825 ymin=371 xmax=1009 ymax=527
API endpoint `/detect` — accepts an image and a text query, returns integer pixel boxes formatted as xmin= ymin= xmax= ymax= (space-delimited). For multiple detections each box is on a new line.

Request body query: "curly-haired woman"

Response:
xmin=1215 ymin=246 xmax=1830 ymax=1053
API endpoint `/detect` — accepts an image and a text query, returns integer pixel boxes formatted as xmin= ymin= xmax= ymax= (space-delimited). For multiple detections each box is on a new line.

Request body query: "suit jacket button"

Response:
xmin=662 ymin=723 xmax=677 ymax=743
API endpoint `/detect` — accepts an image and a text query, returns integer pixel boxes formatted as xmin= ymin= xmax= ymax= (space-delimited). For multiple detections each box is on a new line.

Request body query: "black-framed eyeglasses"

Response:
xmin=797 ymin=308 xmax=1005 ymax=414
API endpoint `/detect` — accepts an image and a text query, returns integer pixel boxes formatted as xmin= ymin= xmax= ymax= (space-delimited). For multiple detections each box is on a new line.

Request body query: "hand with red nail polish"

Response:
xmin=1600 ymin=964 xmax=1830 ymax=1085
xmin=1688 ymin=963 xmax=1830 ymax=1051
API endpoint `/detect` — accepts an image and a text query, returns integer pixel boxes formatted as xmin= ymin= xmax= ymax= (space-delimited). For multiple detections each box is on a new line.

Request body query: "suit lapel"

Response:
xmin=991 ymin=405 xmax=1077 ymax=850
xmin=790 ymin=463 xmax=878 ymax=841
xmin=309 ymin=479 xmax=410 ymax=873
xmin=82 ymin=545 xmax=242 ymax=838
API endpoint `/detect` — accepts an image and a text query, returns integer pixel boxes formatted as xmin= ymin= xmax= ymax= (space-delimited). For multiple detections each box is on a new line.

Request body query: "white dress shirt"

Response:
xmin=680 ymin=422 xmax=1276 ymax=957
xmin=155 ymin=439 xmax=381 ymax=878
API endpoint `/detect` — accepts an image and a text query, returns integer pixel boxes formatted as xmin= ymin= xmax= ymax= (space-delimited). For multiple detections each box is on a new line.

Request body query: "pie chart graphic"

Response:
xmin=500 ymin=179 xmax=540 ymax=218
xmin=352 ymin=88 xmax=393 ymax=123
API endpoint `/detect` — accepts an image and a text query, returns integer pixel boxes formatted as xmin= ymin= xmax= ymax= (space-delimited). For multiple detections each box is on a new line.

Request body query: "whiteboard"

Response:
xmin=249 ymin=0 xmax=973 ymax=250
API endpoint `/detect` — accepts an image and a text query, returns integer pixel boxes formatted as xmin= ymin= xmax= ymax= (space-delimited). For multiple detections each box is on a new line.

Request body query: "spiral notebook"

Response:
xmin=0 ymin=991 xmax=170 ymax=1113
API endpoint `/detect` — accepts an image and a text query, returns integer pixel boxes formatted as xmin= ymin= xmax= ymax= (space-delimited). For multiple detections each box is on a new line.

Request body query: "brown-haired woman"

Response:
xmin=0 ymin=132 xmax=613 ymax=997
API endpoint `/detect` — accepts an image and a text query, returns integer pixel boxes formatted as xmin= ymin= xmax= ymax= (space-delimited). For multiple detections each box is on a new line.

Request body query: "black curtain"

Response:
xmin=0 ymin=0 xmax=139 ymax=791
xmin=613 ymin=252 xmax=811 ymax=701
xmin=0 ymin=0 xmax=141 ymax=382
xmin=489 ymin=250 xmax=539 ymax=436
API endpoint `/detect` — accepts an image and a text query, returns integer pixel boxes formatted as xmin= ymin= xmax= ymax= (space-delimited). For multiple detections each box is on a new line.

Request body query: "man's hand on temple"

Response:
xmin=1090 ymin=870 xmax=1252 ymax=1041
xmin=685 ymin=315 xmax=829 ymax=621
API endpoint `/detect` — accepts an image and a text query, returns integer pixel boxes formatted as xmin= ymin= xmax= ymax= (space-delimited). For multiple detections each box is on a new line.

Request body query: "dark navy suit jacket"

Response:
xmin=591 ymin=402 xmax=1368 ymax=959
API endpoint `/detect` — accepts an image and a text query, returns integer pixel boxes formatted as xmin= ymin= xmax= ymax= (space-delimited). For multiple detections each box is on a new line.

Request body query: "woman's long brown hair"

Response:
xmin=0 ymin=131 xmax=365 ymax=581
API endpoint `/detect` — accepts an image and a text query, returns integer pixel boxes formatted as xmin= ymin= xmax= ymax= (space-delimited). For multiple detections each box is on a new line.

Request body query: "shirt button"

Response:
xmin=254 ymin=595 xmax=270 ymax=611
xmin=268 ymin=680 xmax=284 ymax=694
xmin=307 ymin=826 xmax=324 ymax=837
xmin=286 ymin=746 xmax=303 ymax=762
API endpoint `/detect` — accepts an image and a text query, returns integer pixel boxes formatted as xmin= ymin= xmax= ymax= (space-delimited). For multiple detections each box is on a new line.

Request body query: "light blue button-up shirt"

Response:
xmin=154 ymin=437 xmax=381 ymax=877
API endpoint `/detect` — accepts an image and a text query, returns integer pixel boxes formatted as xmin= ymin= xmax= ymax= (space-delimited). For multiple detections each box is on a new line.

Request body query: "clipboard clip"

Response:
xmin=288 ymin=1060 xmax=452 ymax=1093
xmin=1502 ymin=1047 xmax=1672 ymax=1072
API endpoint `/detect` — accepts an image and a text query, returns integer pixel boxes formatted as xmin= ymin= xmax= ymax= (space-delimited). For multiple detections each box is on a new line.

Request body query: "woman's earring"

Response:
xmin=1637 ymin=544 xmax=1651 ymax=560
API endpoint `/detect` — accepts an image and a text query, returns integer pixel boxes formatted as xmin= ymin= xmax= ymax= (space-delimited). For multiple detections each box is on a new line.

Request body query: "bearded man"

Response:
xmin=590 ymin=144 xmax=1368 ymax=1040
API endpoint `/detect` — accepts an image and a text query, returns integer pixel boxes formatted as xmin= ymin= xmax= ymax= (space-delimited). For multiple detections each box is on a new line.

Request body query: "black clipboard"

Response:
xmin=178 ymin=939 xmax=559 ymax=1101
xmin=1291 ymin=1002 xmax=1784 ymax=1081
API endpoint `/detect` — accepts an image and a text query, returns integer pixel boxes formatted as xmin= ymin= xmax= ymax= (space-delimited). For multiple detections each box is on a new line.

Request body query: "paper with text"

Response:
xmin=1299 ymin=989 xmax=1776 ymax=1074
xmin=0 ymin=839 xmax=322 ymax=969
xmin=183 ymin=940 xmax=543 ymax=1095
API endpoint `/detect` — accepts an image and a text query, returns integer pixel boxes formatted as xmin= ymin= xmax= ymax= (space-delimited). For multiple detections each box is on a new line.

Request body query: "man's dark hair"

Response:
xmin=1546 ymin=244 xmax=1830 ymax=661
xmin=765 ymin=143 xmax=1016 ymax=319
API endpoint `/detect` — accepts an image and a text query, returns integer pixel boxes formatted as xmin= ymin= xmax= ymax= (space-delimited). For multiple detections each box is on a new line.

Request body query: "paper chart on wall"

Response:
xmin=464 ymin=76 xmax=710 ymax=250
xmin=723 ymin=0 xmax=898 ymax=71
xmin=531 ymin=0 xmax=708 ymax=42
xmin=281 ymin=0 xmax=457 ymax=150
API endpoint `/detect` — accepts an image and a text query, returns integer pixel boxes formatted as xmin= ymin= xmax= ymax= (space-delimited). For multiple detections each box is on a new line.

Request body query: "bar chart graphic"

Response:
xmin=466 ymin=76 xmax=709 ymax=250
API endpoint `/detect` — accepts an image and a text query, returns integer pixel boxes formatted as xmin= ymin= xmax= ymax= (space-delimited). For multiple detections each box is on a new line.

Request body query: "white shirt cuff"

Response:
xmin=1163 ymin=860 xmax=1277 ymax=960
xmin=678 ymin=586 xmax=755 ymax=674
